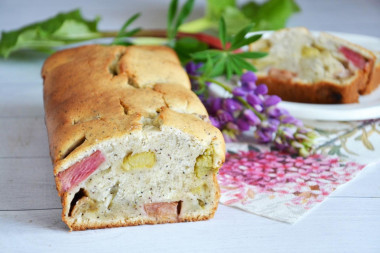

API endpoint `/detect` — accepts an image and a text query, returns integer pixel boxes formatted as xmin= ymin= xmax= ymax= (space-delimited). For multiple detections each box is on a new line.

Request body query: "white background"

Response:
xmin=0 ymin=0 xmax=379 ymax=252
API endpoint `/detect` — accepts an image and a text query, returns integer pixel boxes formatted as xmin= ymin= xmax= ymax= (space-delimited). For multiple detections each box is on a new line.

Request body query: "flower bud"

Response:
xmin=232 ymin=87 xmax=246 ymax=97
xmin=243 ymin=110 xmax=261 ymax=126
xmin=217 ymin=110 xmax=233 ymax=124
xmin=241 ymin=71 xmax=257 ymax=84
xmin=255 ymin=84 xmax=268 ymax=95
xmin=264 ymin=95 xmax=281 ymax=107
xmin=247 ymin=93 xmax=262 ymax=107
xmin=237 ymin=118 xmax=250 ymax=131
xmin=223 ymin=98 xmax=242 ymax=112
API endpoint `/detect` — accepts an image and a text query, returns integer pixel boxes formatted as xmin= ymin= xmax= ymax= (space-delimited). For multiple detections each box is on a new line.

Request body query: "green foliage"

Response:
xmin=167 ymin=0 xmax=195 ymax=47
xmin=111 ymin=13 xmax=141 ymax=45
xmin=191 ymin=18 xmax=267 ymax=79
xmin=244 ymin=0 xmax=301 ymax=31
xmin=0 ymin=9 xmax=101 ymax=57
xmin=179 ymin=0 xmax=300 ymax=35
xmin=174 ymin=37 xmax=209 ymax=63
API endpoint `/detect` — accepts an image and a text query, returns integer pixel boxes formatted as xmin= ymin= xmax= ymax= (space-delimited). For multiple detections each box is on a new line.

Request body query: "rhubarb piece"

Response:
xmin=339 ymin=46 xmax=366 ymax=69
xmin=57 ymin=150 xmax=106 ymax=192
xmin=144 ymin=202 xmax=180 ymax=221
xmin=268 ymin=68 xmax=297 ymax=82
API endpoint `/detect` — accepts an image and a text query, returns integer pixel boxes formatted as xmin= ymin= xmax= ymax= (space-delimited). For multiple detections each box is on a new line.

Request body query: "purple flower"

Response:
xmin=223 ymin=98 xmax=242 ymax=112
xmin=264 ymin=95 xmax=281 ymax=107
xmin=186 ymin=62 xmax=316 ymax=156
xmin=281 ymin=115 xmax=302 ymax=127
xmin=255 ymin=84 xmax=268 ymax=95
xmin=247 ymin=93 xmax=262 ymax=107
xmin=242 ymin=81 xmax=256 ymax=91
xmin=241 ymin=71 xmax=257 ymax=84
xmin=232 ymin=87 xmax=246 ymax=97
xmin=207 ymin=97 xmax=222 ymax=114
xmin=209 ymin=116 xmax=221 ymax=128
xmin=265 ymin=118 xmax=280 ymax=132
xmin=185 ymin=62 xmax=203 ymax=76
xmin=237 ymin=118 xmax=250 ymax=131
xmin=267 ymin=107 xmax=288 ymax=118
xmin=255 ymin=128 xmax=273 ymax=143
xmin=243 ymin=110 xmax=261 ymax=126
xmin=217 ymin=110 xmax=233 ymax=124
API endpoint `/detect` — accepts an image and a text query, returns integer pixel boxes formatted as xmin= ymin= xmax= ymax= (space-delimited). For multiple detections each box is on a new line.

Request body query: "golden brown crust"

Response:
xmin=42 ymin=45 xmax=222 ymax=173
xmin=43 ymin=45 xmax=225 ymax=230
xmin=361 ymin=61 xmax=380 ymax=95
xmin=257 ymin=72 xmax=364 ymax=104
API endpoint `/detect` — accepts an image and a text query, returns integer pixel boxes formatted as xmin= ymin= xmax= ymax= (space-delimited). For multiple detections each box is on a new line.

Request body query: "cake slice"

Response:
xmin=42 ymin=45 xmax=225 ymax=231
xmin=249 ymin=27 xmax=376 ymax=104
xmin=362 ymin=51 xmax=380 ymax=95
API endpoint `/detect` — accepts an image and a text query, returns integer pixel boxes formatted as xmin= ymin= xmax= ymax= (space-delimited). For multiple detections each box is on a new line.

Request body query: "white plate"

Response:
xmin=254 ymin=31 xmax=380 ymax=121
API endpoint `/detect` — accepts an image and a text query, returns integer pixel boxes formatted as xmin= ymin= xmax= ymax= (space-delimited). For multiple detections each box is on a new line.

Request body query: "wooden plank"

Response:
xmin=0 ymin=82 xmax=44 ymax=117
xmin=0 ymin=117 xmax=49 ymax=158
xmin=0 ymin=198 xmax=379 ymax=252
xmin=0 ymin=158 xmax=60 ymax=210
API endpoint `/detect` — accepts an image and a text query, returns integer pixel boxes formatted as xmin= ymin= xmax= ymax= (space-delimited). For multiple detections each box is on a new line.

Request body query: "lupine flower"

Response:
xmin=185 ymin=61 xmax=316 ymax=156
xmin=255 ymin=84 xmax=268 ymax=95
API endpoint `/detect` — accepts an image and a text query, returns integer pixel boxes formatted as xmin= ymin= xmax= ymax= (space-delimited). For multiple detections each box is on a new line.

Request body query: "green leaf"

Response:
xmin=230 ymin=55 xmax=257 ymax=72
xmin=0 ymin=9 xmax=101 ymax=58
xmin=191 ymin=49 xmax=222 ymax=59
xmin=221 ymin=6 xmax=251 ymax=34
xmin=245 ymin=0 xmax=301 ymax=31
xmin=166 ymin=0 xmax=195 ymax=47
xmin=168 ymin=0 xmax=178 ymax=36
xmin=206 ymin=0 xmax=236 ymax=20
xmin=117 ymin=13 xmax=140 ymax=37
xmin=112 ymin=13 xmax=141 ymax=45
xmin=235 ymin=51 xmax=268 ymax=58
xmin=241 ymin=2 xmax=260 ymax=18
xmin=227 ymin=55 xmax=244 ymax=75
xmin=209 ymin=54 xmax=226 ymax=77
xmin=202 ymin=55 xmax=215 ymax=77
xmin=174 ymin=37 xmax=208 ymax=64
xmin=225 ymin=60 xmax=233 ymax=80
xmin=175 ymin=0 xmax=195 ymax=32
xmin=180 ymin=0 xmax=300 ymax=35
xmin=218 ymin=18 xmax=227 ymax=49
xmin=230 ymin=23 xmax=254 ymax=48
xmin=230 ymin=33 xmax=262 ymax=50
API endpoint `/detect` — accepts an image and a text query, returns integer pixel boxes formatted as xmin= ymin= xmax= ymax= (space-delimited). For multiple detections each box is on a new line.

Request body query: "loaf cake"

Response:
xmin=42 ymin=45 xmax=225 ymax=231
xmin=249 ymin=27 xmax=377 ymax=104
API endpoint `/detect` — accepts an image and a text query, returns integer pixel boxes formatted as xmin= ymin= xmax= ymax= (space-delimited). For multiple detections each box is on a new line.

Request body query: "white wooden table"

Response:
xmin=1 ymin=1 xmax=379 ymax=252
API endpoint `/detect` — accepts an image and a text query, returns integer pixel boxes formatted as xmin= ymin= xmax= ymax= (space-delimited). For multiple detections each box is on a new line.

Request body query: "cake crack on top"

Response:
xmin=61 ymin=135 xmax=86 ymax=160
xmin=108 ymin=50 xmax=126 ymax=77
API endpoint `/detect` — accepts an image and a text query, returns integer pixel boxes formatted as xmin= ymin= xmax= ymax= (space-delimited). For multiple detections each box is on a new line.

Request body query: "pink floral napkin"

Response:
xmin=218 ymin=119 xmax=380 ymax=223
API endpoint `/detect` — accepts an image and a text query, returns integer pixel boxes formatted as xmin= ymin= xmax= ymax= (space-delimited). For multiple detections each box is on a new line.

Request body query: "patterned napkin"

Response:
xmin=218 ymin=119 xmax=380 ymax=223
